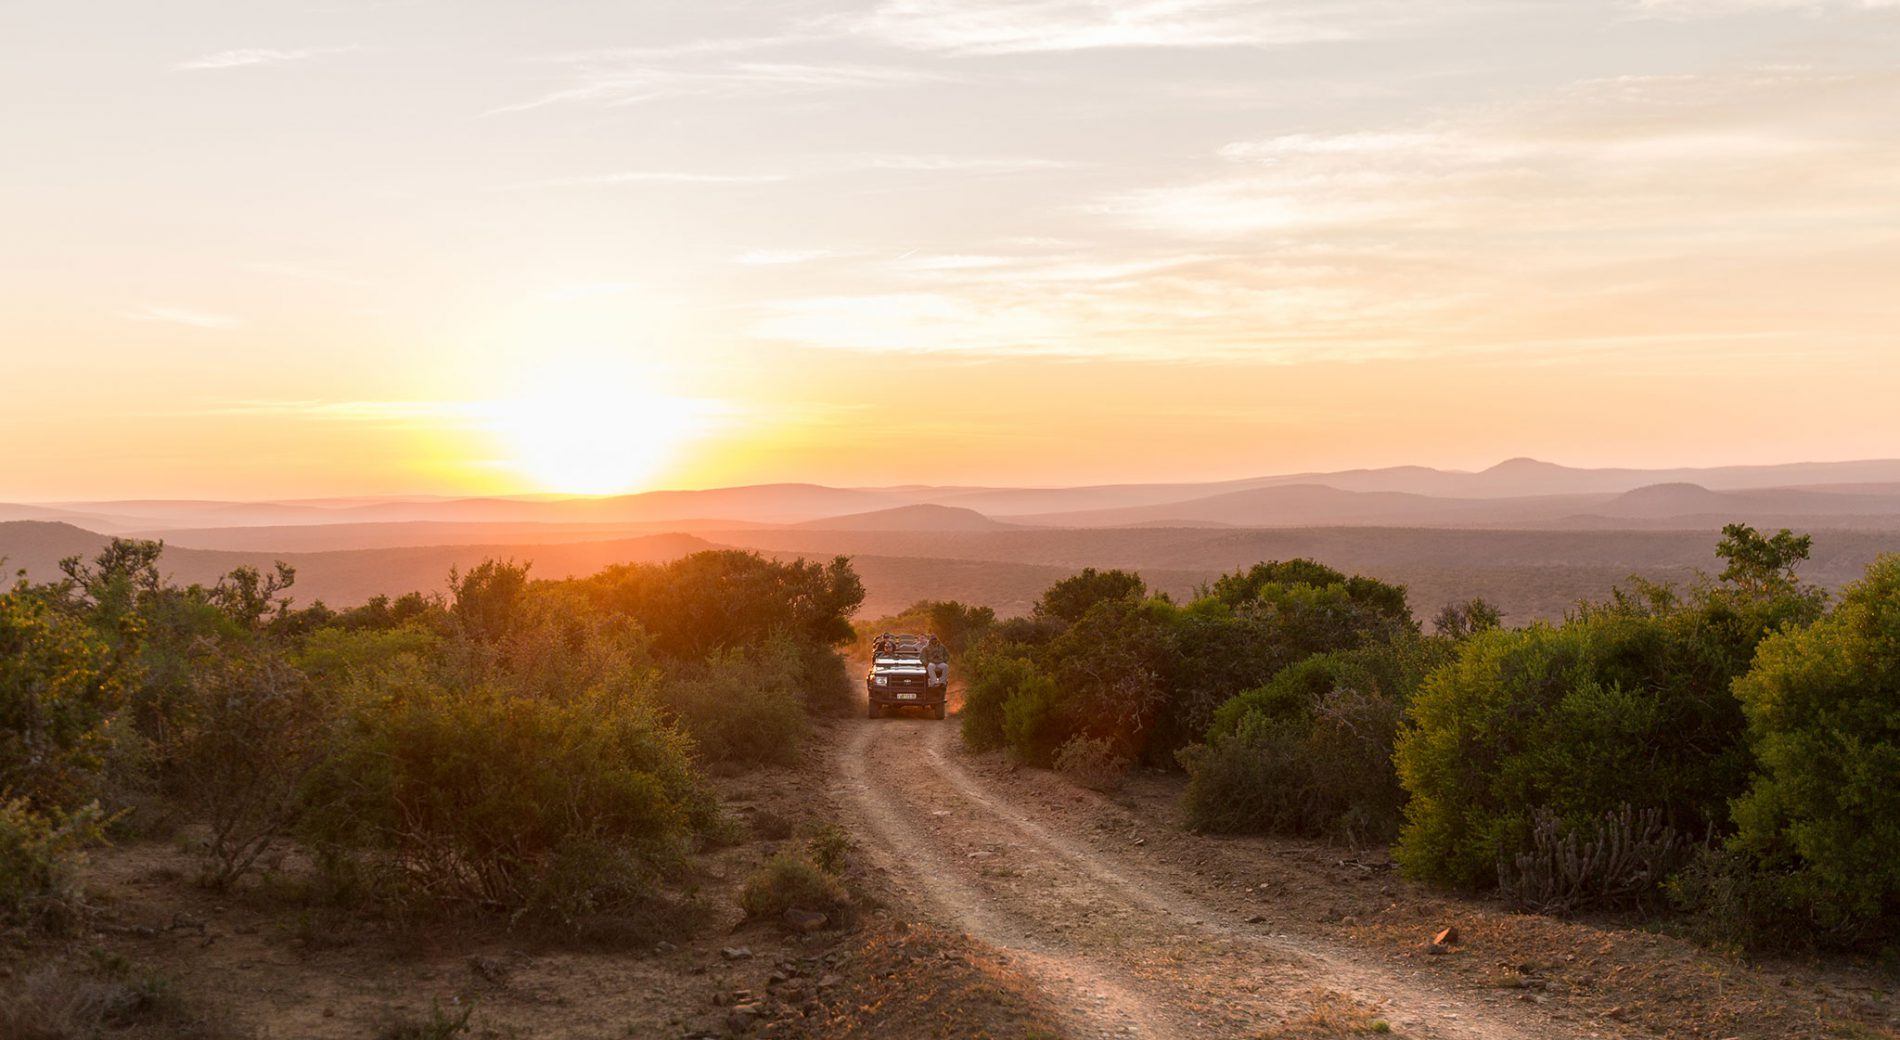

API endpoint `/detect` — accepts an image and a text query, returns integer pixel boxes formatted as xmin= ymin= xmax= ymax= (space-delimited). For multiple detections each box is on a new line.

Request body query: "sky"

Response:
xmin=3 ymin=0 xmax=1899 ymax=499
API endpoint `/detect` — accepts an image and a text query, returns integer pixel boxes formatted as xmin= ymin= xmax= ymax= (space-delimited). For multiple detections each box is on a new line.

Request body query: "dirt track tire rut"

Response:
xmin=836 ymin=717 xmax=1565 ymax=1040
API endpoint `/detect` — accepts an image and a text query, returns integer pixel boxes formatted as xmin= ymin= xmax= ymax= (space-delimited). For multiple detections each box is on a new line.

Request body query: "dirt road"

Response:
xmin=835 ymin=716 xmax=1571 ymax=1040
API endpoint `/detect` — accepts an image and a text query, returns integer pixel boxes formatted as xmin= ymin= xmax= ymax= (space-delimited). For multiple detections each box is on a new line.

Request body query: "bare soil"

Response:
xmin=837 ymin=714 xmax=1900 ymax=1040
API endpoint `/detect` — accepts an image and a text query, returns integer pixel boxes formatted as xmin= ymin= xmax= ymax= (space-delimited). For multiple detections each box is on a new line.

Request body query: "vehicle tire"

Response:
xmin=931 ymin=703 xmax=946 ymax=720
xmin=867 ymin=702 xmax=882 ymax=719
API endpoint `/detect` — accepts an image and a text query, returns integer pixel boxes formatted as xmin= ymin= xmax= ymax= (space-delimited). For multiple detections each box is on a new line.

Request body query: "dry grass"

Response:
xmin=1256 ymin=989 xmax=1395 ymax=1038
xmin=0 ymin=957 xmax=243 ymax=1040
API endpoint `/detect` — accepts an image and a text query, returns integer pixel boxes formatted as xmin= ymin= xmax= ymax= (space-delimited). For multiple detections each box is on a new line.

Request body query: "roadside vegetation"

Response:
xmin=955 ymin=526 xmax=1900 ymax=954
xmin=0 ymin=543 xmax=862 ymax=940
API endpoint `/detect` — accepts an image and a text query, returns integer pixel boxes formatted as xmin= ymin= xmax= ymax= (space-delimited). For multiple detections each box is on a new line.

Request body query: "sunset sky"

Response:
xmin=5 ymin=0 xmax=1899 ymax=499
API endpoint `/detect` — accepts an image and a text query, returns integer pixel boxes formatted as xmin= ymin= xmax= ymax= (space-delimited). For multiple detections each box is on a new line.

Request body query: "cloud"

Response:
xmin=854 ymin=154 xmax=1076 ymax=172
xmin=837 ymin=0 xmax=1412 ymax=54
xmin=488 ymin=60 xmax=947 ymax=114
xmin=502 ymin=154 xmax=1070 ymax=192
xmin=734 ymin=249 xmax=841 ymax=265
xmin=1627 ymin=0 xmax=1898 ymax=15
xmin=172 ymin=46 xmax=355 ymax=71
xmin=1098 ymin=68 xmax=1900 ymax=239
xmin=501 ymin=170 xmax=790 ymax=189
xmin=129 ymin=306 xmax=242 ymax=330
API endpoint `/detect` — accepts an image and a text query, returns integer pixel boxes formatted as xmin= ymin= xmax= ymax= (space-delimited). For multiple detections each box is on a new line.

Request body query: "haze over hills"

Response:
xmin=0 ymin=521 xmax=709 ymax=607
xmin=791 ymin=504 xmax=1017 ymax=532
xmin=14 ymin=457 xmax=1900 ymax=534
xmin=8 ymin=457 xmax=1898 ymax=622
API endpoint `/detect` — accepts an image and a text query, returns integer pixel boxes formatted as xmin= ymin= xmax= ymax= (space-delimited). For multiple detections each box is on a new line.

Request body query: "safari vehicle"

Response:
xmin=867 ymin=633 xmax=948 ymax=719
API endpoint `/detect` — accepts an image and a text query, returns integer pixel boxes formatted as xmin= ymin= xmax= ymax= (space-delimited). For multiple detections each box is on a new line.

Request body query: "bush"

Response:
xmin=0 ymin=580 xmax=127 ymax=808
xmin=1664 ymin=844 xmax=1808 ymax=952
xmin=656 ymin=641 xmax=810 ymax=767
xmin=1496 ymin=806 xmax=1685 ymax=915
xmin=739 ymin=852 xmax=847 ymax=923
xmin=303 ymin=676 xmax=720 ymax=925
xmin=1726 ymin=554 xmax=1900 ymax=945
xmin=0 ymin=799 xmax=105 ymax=932
xmin=1183 ymin=645 xmax=1424 ymax=843
xmin=999 ymin=671 xmax=1068 ymax=767
xmin=861 ymin=600 xmax=997 ymax=655
xmin=1053 ymin=736 xmax=1130 ymax=792
xmin=960 ymin=649 xmax=1042 ymax=753
xmin=168 ymin=651 xmax=332 ymax=888
xmin=1034 ymin=568 xmax=1146 ymax=625
xmin=1394 ymin=566 xmax=1824 ymax=889
xmin=578 ymin=551 xmax=863 ymax=660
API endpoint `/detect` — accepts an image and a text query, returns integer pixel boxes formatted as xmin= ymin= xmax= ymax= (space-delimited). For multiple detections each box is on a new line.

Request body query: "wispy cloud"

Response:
xmin=854 ymin=154 xmax=1076 ymax=172
xmin=734 ymin=249 xmax=841 ymax=265
xmin=1627 ymin=0 xmax=1898 ymax=16
xmin=129 ymin=306 xmax=242 ymax=330
xmin=488 ymin=60 xmax=947 ymax=114
xmin=500 ymin=170 xmax=790 ymax=190
xmin=172 ymin=45 xmax=356 ymax=71
xmin=1098 ymin=68 xmax=1900 ymax=238
xmin=837 ymin=0 xmax=1409 ymax=54
xmin=503 ymin=154 xmax=1070 ymax=192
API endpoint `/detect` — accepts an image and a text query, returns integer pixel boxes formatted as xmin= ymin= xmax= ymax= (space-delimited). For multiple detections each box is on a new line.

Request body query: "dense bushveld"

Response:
xmin=952 ymin=527 xmax=1900 ymax=953
xmin=0 ymin=541 xmax=862 ymax=934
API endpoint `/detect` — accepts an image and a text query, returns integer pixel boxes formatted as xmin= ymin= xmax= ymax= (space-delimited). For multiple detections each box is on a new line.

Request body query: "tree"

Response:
xmin=1034 ymin=568 xmax=1146 ymax=625
xmin=212 ymin=561 xmax=297 ymax=630
xmin=1432 ymin=598 xmax=1503 ymax=639
xmin=1715 ymin=523 xmax=1812 ymax=598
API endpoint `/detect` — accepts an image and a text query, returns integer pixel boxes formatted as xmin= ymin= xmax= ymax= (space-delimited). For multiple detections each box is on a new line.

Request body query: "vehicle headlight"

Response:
xmin=875 ymin=676 xmax=888 ymax=686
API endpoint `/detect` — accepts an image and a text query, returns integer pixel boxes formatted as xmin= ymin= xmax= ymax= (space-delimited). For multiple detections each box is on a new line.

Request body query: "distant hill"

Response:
xmin=20 ymin=457 xmax=1900 ymax=535
xmin=1012 ymin=484 xmax=1481 ymax=528
xmin=792 ymin=504 xmax=1014 ymax=532
xmin=0 ymin=521 xmax=711 ymax=607
xmin=139 ymin=518 xmax=772 ymax=553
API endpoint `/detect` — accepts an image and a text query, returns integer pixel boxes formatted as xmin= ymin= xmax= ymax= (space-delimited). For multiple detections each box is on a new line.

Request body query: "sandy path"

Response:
xmin=834 ymin=716 xmax=1558 ymax=1040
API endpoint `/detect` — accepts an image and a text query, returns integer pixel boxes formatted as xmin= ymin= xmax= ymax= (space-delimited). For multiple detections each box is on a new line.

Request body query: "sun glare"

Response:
xmin=486 ymin=365 xmax=713 ymax=495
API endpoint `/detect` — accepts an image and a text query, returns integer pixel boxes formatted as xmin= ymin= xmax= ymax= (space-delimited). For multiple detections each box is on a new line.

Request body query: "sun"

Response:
xmin=485 ymin=364 xmax=713 ymax=495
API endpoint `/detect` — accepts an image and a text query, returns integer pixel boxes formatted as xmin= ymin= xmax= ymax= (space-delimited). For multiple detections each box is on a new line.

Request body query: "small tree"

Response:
xmin=1715 ymin=523 xmax=1812 ymax=598
xmin=171 ymin=651 xmax=330 ymax=888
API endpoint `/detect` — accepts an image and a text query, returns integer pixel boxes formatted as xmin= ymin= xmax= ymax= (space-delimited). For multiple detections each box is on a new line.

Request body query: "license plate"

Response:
xmin=896 ymin=693 xmax=918 ymax=700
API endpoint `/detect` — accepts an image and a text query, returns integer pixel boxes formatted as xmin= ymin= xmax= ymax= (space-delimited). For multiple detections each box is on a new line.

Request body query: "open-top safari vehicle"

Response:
xmin=866 ymin=632 xmax=948 ymax=719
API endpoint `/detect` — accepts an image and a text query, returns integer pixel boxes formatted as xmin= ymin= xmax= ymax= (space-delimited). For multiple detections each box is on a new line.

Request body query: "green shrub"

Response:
xmin=0 ymin=580 xmax=127 ymax=808
xmin=656 ymin=641 xmax=810 ymax=767
xmin=1053 ymin=735 xmax=1130 ymax=792
xmin=0 ymin=798 xmax=105 ymax=932
xmin=1184 ymin=646 xmax=1417 ymax=842
xmin=805 ymin=823 xmax=852 ymax=875
xmin=739 ymin=852 xmax=847 ymax=922
xmin=960 ymin=649 xmax=1041 ymax=752
xmin=999 ymin=671 xmax=1068 ymax=767
xmin=303 ymin=676 xmax=719 ymax=924
xmin=293 ymin=624 xmax=442 ymax=686
xmin=1034 ymin=568 xmax=1146 ymax=624
xmin=1394 ymin=570 xmax=1824 ymax=889
xmin=577 ymin=551 xmax=863 ymax=660
xmin=1726 ymin=554 xmax=1900 ymax=945
xmin=168 ymin=651 xmax=332 ymax=888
